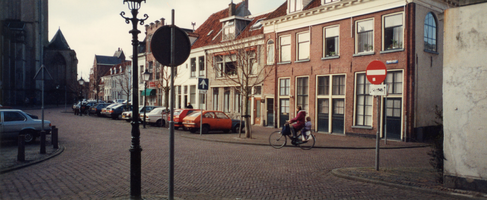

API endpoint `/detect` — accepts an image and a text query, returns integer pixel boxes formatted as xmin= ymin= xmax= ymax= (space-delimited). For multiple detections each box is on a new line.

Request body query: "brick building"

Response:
xmin=261 ymin=0 xmax=457 ymax=141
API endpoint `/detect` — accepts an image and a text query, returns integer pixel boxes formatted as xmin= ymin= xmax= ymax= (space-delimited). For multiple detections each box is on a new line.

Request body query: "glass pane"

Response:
xmin=326 ymin=27 xmax=339 ymax=37
xmin=281 ymin=46 xmax=291 ymax=62
xmin=298 ymin=32 xmax=309 ymax=42
xmin=385 ymin=14 xmax=403 ymax=27
xmin=298 ymin=42 xmax=310 ymax=60
xmin=281 ymin=36 xmax=290 ymax=45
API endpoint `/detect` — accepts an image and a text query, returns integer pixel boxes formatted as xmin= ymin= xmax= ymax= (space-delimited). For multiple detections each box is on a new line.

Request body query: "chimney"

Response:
xmin=160 ymin=18 xmax=165 ymax=26
xmin=229 ymin=0 xmax=236 ymax=17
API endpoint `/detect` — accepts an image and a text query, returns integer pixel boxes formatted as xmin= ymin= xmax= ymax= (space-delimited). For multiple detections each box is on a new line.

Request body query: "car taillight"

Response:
xmin=109 ymin=110 xmax=113 ymax=113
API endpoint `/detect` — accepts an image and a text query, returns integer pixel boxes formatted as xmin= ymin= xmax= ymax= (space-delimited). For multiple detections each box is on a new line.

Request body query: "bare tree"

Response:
xmin=114 ymin=66 xmax=132 ymax=109
xmin=209 ymin=36 xmax=273 ymax=138
xmin=154 ymin=63 xmax=181 ymax=112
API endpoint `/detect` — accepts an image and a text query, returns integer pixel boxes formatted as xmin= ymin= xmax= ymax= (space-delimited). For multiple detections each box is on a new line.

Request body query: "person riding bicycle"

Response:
xmin=287 ymin=106 xmax=306 ymax=139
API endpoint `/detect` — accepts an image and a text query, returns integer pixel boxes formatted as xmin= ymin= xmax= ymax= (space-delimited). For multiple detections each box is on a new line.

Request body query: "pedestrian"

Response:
xmin=186 ymin=102 xmax=193 ymax=109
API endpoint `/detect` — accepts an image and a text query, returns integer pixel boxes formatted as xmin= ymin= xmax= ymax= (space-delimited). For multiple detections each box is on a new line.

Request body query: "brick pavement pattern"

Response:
xmin=0 ymin=108 xmax=472 ymax=199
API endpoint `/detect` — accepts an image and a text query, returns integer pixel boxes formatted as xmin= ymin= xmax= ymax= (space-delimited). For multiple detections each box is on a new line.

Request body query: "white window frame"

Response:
xmin=354 ymin=73 xmax=372 ymax=127
xmin=279 ymin=78 xmax=290 ymax=97
xmin=382 ymin=12 xmax=404 ymax=51
xmin=279 ymin=35 xmax=291 ymax=63
xmin=267 ymin=40 xmax=275 ymax=65
xmin=315 ymin=74 xmax=346 ymax=133
xmin=323 ymin=25 xmax=340 ymax=57
xmin=288 ymin=0 xmax=303 ymax=13
xmin=295 ymin=76 xmax=309 ymax=111
xmin=355 ymin=18 xmax=374 ymax=54
xmin=296 ymin=32 xmax=310 ymax=61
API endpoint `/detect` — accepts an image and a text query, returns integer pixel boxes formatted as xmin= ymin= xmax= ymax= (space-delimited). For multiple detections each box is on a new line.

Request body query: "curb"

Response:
xmin=331 ymin=168 xmax=487 ymax=199
xmin=0 ymin=144 xmax=65 ymax=174
xmin=179 ymin=133 xmax=430 ymax=150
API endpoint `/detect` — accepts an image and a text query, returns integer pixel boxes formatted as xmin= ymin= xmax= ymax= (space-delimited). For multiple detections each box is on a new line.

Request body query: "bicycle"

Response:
xmin=269 ymin=128 xmax=316 ymax=150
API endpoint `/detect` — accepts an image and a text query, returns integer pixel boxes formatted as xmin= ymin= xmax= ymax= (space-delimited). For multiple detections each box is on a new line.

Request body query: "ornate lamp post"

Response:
xmin=142 ymin=69 xmax=151 ymax=128
xmin=120 ymin=0 xmax=148 ymax=199
xmin=78 ymin=77 xmax=85 ymax=116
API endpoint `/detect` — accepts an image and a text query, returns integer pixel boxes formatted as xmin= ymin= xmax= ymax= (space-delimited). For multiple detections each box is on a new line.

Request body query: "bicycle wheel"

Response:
xmin=299 ymin=134 xmax=315 ymax=150
xmin=269 ymin=131 xmax=287 ymax=149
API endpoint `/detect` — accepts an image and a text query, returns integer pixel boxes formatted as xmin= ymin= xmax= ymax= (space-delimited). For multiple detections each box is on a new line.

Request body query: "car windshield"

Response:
xmin=150 ymin=108 xmax=164 ymax=114
xmin=187 ymin=111 xmax=201 ymax=117
xmin=173 ymin=110 xmax=182 ymax=116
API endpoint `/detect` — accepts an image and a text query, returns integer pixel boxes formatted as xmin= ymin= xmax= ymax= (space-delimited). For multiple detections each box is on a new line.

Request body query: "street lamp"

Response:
xmin=78 ymin=77 xmax=85 ymax=116
xmin=142 ymin=69 xmax=151 ymax=128
xmin=120 ymin=0 xmax=148 ymax=199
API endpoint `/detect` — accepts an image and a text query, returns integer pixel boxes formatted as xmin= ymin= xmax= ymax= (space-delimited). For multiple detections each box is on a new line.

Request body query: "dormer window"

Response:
xmin=322 ymin=0 xmax=340 ymax=4
xmin=223 ymin=20 xmax=236 ymax=41
xmin=288 ymin=0 xmax=303 ymax=13
xmin=251 ymin=19 xmax=263 ymax=30
xmin=207 ymin=30 xmax=213 ymax=36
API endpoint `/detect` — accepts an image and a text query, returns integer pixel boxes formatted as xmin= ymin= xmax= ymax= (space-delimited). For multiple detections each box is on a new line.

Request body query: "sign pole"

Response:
xmin=375 ymin=96 xmax=380 ymax=171
xmin=169 ymin=9 xmax=175 ymax=200
xmin=384 ymin=86 xmax=388 ymax=145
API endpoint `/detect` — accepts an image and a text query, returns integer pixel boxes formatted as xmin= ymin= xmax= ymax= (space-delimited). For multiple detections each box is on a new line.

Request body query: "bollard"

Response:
xmin=52 ymin=127 xmax=59 ymax=149
xmin=18 ymin=135 xmax=25 ymax=162
xmin=40 ymin=130 xmax=46 ymax=154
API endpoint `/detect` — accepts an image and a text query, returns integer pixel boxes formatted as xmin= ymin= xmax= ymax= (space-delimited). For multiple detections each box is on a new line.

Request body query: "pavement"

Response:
xmin=1 ymin=110 xmax=486 ymax=199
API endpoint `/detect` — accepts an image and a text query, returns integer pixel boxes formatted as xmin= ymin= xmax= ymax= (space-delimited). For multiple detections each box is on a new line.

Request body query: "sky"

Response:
xmin=48 ymin=0 xmax=285 ymax=80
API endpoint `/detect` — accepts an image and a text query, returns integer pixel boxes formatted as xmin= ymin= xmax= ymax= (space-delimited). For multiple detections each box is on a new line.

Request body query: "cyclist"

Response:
xmin=287 ymin=106 xmax=306 ymax=139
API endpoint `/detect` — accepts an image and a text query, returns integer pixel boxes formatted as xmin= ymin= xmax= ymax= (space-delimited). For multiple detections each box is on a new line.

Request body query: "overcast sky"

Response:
xmin=48 ymin=0 xmax=284 ymax=80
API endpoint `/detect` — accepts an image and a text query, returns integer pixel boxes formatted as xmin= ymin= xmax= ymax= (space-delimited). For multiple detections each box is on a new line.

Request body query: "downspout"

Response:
xmin=274 ymin=25 xmax=278 ymax=128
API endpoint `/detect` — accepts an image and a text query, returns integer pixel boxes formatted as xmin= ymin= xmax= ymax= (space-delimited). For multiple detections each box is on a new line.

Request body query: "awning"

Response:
xmin=141 ymin=89 xmax=156 ymax=96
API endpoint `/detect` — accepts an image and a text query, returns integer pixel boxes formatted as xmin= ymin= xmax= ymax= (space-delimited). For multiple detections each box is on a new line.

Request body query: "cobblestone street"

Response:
xmin=0 ymin=108 xmax=473 ymax=199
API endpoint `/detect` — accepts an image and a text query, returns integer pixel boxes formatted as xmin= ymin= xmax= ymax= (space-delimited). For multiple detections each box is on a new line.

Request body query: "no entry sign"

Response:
xmin=366 ymin=60 xmax=387 ymax=85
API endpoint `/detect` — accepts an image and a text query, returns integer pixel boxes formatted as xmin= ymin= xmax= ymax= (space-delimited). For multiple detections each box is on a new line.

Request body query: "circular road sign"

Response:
xmin=366 ymin=60 xmax=387 ymax=85
xmin=151 ymin=25 xmax=191 ymax=67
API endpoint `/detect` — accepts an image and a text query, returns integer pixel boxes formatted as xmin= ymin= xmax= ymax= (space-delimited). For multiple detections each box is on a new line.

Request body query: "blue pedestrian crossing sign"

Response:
xmin=198 ymin=78 xmax=209 ymax=90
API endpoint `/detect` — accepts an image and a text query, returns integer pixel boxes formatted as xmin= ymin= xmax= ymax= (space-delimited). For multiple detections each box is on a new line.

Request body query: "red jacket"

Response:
xmin=290 ymin=110 xmax=306 ymax=131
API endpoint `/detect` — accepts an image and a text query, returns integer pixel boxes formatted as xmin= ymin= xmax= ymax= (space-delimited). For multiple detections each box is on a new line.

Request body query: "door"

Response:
xmin=317 ymin=99 xmax=329 ymax=132
xmin=279 ymin=99 xmax=289 ymax=128
xmin=331 ymin=99 xmax=344 ymax=134
xmin=254 ymin=98 xmax=261 ymax=125
xmin=266 ymin=98 xmax=274 ymax=127
xmin=385 ymin=98 xmax=402 ymax=140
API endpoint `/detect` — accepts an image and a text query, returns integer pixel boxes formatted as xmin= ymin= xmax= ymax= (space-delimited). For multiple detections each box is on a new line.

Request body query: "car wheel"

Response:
xmin=223 ymin=129 xmax=230 ymax=133
xmin=202 ymin=125 xmax=210 ymax=134
xmin=189 ymin=128 xmax=196 ymax=133
xmin=156 ymin=119 xmax=165 ymax=127
xmin=182 ymin=127 xmax=188 ymax=131
xmin=21 ymin=130 xmax=36 ymax=144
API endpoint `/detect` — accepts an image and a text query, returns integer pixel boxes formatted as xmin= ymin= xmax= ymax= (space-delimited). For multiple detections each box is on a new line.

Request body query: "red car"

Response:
xmin=168 ymin=109 xmax=200 ymax=130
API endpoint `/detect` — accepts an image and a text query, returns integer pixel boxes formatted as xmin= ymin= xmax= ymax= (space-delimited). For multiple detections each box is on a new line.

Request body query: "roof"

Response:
xmin=47 ymin=29 xmax=70 ymax=50
xmin=265 ymin=0 xmax=321 ymax=21
xmin=95 ymin=55 xmax=122 ymax=65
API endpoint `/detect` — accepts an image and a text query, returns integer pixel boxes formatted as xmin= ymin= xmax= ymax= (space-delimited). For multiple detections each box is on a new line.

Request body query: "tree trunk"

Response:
xmin=244 ymin=93 xmax=251 ymax=138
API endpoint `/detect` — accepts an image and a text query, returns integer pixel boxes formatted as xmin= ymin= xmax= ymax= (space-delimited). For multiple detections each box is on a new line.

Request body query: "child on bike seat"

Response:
xmin=303 ymin=116 xmax=312 ymax=141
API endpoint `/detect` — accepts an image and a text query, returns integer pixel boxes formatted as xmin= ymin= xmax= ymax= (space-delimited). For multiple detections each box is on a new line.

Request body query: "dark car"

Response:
xmin=89 ymin=103 xmax=111 ymax=116
xmin=169 ymin=109 xmax=200 ymax=131
xmin=105 ymin=104 xmax=131 ymax=119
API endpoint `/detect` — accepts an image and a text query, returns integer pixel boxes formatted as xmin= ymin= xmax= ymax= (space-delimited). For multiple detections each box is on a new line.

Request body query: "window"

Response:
xmin=297 ymin=32 xmax=310 ymax=61
xmin=234 ymin=89 xmax=241 ymax=113
xmin=385 ymin=71 xmax=403 ymax=94
xmin=280 ymin=78 xmax=290 ymax=96
xmin=296 ymin=77 xmax=309 ymax=111
xmin=215 ymin=112 xmax=229 ymax=119
xmin=355 ymin=73 xmax=372 ymax=126
xmin=225 ymin=61 xmax=237 ymax=76
xmin=214 ymin=55 xmax=236 ymax=77
xmin=323 ymin=0 xmax=340 ymax=3
xmin=199 ymin=56 xmax=205 ymax=76
xmin=184 ymin=86 xmax=188 ymax=94
xmin=156 ymin=63 xmax=161 ymax=80
xmin=332 ymin=75 xmax=345 ymax=95
xmin=190 ymin=85 xmax=196 ymax=105
xmin=279 ymin=35 xmax=291 ymax=62
xmin=324 ymin=26 xmax=339 ymax=57
xmin=384 ymin=13 xmax=403 ymax=50
xmin=251 ymin=19 xmax=263 ymax=30
xmin=215 ymin=56 xmax=224 ymax=77
xmin=288 ymin=0 xmax=303 ymax=13
xmin=424 ymin=12 xmax=437 ymax=52
xmin=267 ymin=40 xmax=275 ymax=65
xmin=190 ymin=58 xmax=196 ymax=77
xmin=254 ymin=86 xmax=261 ymax=95
xmin=224 ymin=88 xmax=230 ymax=113
xmin=356 ymin=19 xmax=374 ymax=53
xmin=4 ymin=111 xmax=26 ymax=122
xmin=223 ymin=20 xmax=235 ymax=41
xmin=249 ymin=51 xmax=257 ymax=75
xmin=148 ymin=62 xmax=153 ymax=80
xmin=213 ymin=88 xmax=219 ymax=111
xmin=318 ymin=76 xmax=330 ymax=95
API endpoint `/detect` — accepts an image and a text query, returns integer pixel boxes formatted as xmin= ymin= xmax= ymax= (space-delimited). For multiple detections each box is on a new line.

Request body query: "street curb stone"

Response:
xmin=0 ymin=144 xmax=65 ymax=174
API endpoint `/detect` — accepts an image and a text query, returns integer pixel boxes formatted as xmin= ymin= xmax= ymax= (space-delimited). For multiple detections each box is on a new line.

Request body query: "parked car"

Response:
xmin=89 ymin=103 xmax=110 ymax=116
xmin=0 ymin=109 xmax=52 ymax=143
xmin=169 ymin=109 xmax=200 ymax=130
xmin=141 ymin=107 xmax=168 ymax=127
xmin=182 ymin=110 xmax=244 ymax=134
xmin=104 ymin=104 xmax=131 ymax=119
xmin=122 ymin=106 xmax=158 ymax=122
xmin=100 ymin=103 xmax=121 ymax=117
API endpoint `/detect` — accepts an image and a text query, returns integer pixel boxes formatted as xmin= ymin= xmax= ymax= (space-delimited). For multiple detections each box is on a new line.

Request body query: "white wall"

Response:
xmin=443 ymin=2 xmax=487 ymax=185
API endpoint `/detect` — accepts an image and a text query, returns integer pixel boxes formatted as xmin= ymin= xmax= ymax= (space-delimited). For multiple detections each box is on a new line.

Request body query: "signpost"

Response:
xmin=198 ymin=78 xmax=208 ymax=136
xmin=366 ymin=60 xmax=387 ymax=171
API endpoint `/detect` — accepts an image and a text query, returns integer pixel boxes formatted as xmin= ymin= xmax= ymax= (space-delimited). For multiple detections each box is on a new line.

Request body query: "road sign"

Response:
xmin=369 ymin=85 xmax=387 ymax=96
xmin=198 ymin=78 xmax=209 ymax=90
xmin=151 ymin=25 xmax=191 ymax=67
xmin=366 ymin=60 xmax=387 ymax=85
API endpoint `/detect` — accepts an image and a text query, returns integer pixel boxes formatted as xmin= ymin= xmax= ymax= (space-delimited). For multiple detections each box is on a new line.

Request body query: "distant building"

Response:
xmin=1 ymin=0 xmax=77 ymax=106
xmin=89 ymin=49 xmax=125 ymax=100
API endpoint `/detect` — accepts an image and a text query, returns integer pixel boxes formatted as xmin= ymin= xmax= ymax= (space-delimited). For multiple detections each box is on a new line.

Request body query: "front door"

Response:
xmin=385 ymin=98 xmax=402 ymax=140
xmin=254 ymin=98 xmax=261 ymax=125
xmin=279 ymin=99 xmax=289 ymax=128
xmin=266 ymin=98 xmax=274 ymax=127
xmin=331 ymin=99 xmax=344 ymax=134
xmin=317 ymin=99 xmax=329 ymax=132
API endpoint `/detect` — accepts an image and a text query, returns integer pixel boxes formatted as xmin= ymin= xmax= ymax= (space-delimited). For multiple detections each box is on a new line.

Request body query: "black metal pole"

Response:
xmin=169 ymin=9 xmax=175 ymax=200
xmin=143 ymin=81 xmax=147 ymax=128
xmin=129 ymin=8 xmax=142 ymax=200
